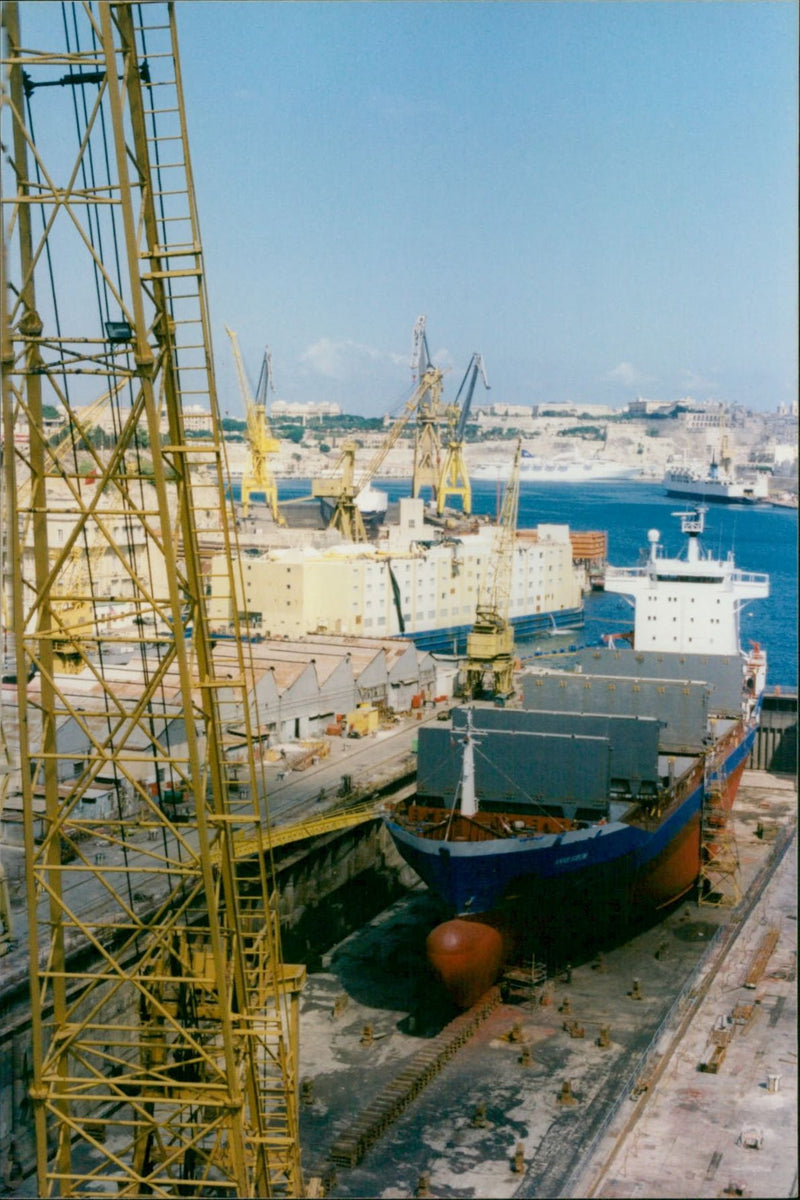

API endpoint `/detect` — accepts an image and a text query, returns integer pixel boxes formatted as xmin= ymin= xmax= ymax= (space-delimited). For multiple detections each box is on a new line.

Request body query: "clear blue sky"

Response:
xmin=176 ymin=2 xmax=797 ymax=417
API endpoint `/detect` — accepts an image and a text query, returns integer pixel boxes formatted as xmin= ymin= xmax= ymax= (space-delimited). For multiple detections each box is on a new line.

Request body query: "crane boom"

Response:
xmin=410 ymin=314 xmax=428 ymax=377
xmin=437 ymin=352 xmax=489 ymax=515
xmin=312 ymin=375 xmax=429 ymax=541
xmin=409 ymin=315 xmax=448 ymax=503
xmin=455 ymin=353 xmax=489 ymax=441
xmin=355 ymin=389 xmax=421 ymax=493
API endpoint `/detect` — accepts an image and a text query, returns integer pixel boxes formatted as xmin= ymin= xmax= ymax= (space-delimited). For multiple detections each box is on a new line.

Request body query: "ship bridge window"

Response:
xmin=655 ymin=574 xmax=722 ymax=583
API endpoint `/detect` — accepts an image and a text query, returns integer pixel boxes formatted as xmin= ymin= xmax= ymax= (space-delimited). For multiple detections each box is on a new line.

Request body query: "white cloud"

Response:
xmin=430 ymin=345 xmax=455 ymax=372
xmin=680 ymin=368 xmax=718 ymax=394
xmin=605 ymin=361 xmax=653 ymax=388
xmin=293 ymin=335 xmax=461 ymax=414
xmin=299 ymin=337 xmax=406 ymax=382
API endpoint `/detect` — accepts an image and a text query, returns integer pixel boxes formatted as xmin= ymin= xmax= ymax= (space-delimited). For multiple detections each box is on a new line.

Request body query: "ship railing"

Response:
xmin=604 ymin=566 xmax=646 ymax=579
xmin=731 ymin=570 xmax=769 ymax=584
xmin=606 ymin=565 xmax=767 ymax=585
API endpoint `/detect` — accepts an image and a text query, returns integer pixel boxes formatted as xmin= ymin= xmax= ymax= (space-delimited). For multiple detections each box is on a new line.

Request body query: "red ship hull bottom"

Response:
xmin=426 ymin=917 xmax=512 ymax=1009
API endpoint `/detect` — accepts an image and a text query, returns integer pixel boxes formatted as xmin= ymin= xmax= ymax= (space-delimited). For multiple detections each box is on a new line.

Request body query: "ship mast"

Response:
xmin=458 ymin=710 xmax=479 ymax=818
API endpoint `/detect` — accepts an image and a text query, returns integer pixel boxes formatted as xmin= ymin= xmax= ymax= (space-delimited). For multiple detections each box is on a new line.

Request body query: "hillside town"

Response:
xmin=247 ymin=396 xmax=799 ymax=491
xmin=19 ymin=394 xmax=798 ymax=497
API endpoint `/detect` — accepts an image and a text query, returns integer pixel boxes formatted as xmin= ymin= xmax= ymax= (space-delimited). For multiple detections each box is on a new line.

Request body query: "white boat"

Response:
xmin=663 ymin=457 xmax=769 ymax=505
xmin=664 ymin=413 xmax=770 ymax=505
xmin=317 ymin=482 xmax=388 ymax=529
xmin=473 ymin=451 xmax=639 ymax=483
xmin=355 ymin=482 xmax=388 ymax=517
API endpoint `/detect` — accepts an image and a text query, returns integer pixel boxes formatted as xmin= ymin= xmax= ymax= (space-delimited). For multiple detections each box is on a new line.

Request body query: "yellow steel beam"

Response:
xmin=2 ymin=4 xmax=303 ymax=1195
xmin=212 ymin=802 xmax=381 ymax=866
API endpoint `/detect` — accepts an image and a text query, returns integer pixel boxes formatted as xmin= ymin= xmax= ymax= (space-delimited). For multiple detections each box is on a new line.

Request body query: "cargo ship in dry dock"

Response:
xmin=384 ymin=507 xmax=770 ymax=1006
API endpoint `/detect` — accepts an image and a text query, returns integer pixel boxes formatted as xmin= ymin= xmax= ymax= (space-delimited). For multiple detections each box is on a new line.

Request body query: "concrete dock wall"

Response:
xmin=749 ymin=691 xmax=797 ymax=774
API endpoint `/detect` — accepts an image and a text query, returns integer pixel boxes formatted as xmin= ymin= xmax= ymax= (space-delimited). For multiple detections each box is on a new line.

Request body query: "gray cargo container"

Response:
xmin=416 ymin=724 xmax=610 ymax=818
xmin=575 ymin=648 xmax=744 ymax=717
xmin=452 ymin=706 xmax=661 ymax=797
xmin=521 ymin=671 xmax=710 ymax=753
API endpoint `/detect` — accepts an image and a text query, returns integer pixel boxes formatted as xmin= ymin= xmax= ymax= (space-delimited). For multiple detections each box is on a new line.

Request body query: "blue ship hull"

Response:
xmin=384 ymin=720 xmax=756 ymax=918
xmin=395 ymin=605 xmax=585 ymax=655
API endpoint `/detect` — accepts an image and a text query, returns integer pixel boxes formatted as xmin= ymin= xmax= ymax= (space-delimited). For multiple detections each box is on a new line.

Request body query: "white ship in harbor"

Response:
xmin=473 ymin=450 xmax=640 ymax=484
xmin=664 ymin=417 xmax=770 ymax=505
xmin=318 ymin=481 xmax=389 ymax=528
xmin=664 ymin=453 xmax=769 ymax=505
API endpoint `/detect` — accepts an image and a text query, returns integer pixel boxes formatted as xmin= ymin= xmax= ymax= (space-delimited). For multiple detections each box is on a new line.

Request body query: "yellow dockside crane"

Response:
xmin=311 ymin=315 xmax=465 ymax=536
xmin=312 ymin=369 xmax=429 ymax=542
xmin=226 ymin=326 xmax=283 ymax=522
xmin=437 ymin=352 xmax=490 ymax=515
xmin=2 ymin=4 xmax=303 ymax=1196
xmin=464 ymin=440 xmax=522 ymax=697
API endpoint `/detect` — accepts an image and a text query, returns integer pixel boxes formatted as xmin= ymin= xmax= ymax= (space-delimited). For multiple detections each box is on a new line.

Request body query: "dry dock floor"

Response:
xmin=298 ymin=770 xmax=797 ymax=1199
xmin=576 ymin=771 xmax=797 ymax=1200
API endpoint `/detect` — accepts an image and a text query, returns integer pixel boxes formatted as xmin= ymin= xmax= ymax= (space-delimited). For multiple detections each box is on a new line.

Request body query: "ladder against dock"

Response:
xmin=698 ymin=770 xmax=741 ymax=908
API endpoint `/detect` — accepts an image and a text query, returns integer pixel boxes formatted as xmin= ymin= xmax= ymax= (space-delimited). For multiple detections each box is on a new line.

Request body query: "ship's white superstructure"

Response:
xmin=473 ymin=454 xmax=639 ymax=483
xmin=604 ymin=507 xmax=770 ymax=657
xmin=211 ymin=497 xmax=585 ymax=651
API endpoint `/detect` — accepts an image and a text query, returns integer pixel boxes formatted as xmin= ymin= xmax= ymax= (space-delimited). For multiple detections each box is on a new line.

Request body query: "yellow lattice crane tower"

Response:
xmin=312 ymin=379 xmax=426 ymax=542
xmin=410 ymin=315 xmax=449 ymax=504
xmin=2 ymin=4 xmax=303 ymax=1196
xmin=226 ymin=326 xmax=283 ymax=522
xmin=464 ymin=440 xmax=522 ymax=697
xmin=437 ymin=352 xmax=490 ymax=515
